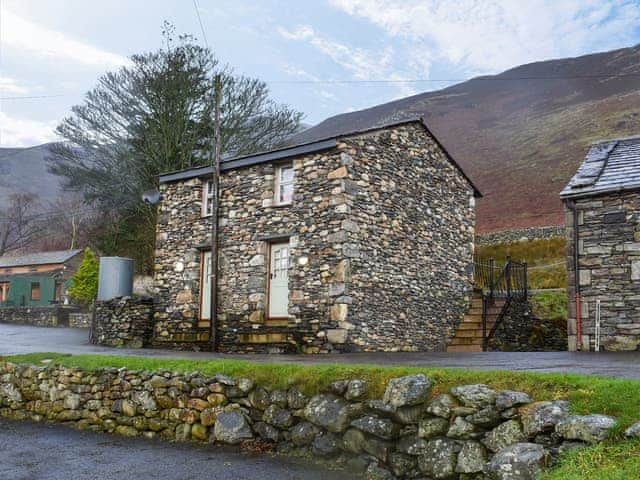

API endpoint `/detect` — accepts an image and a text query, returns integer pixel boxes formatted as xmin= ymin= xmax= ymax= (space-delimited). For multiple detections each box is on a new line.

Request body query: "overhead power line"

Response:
xmin=0 ymin=94 xmax=72 ymax=100
xmin=0 ymin=71 xmax=639 ymax=103
xmin=192 ymin=0 xmax=209 ymax=49
xmin=265 ymin=72 xmax=640 ymax=84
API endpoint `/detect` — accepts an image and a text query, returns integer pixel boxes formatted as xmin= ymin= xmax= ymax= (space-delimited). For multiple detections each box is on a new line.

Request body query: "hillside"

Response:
xmin=0 ymin=143 xmax=63 ymax=206
xmin=292 ymin=45 xmax=640 ymax=233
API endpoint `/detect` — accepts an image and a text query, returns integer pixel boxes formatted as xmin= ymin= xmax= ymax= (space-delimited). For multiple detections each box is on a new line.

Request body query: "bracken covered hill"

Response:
xmin=292 ymin=45 xmax=640 ymax=233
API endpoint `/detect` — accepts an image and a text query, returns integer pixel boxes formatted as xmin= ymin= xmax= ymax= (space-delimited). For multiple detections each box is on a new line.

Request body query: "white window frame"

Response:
xmin=202 ymin=179 xmax=214 ymax=217
xmin=274 ymin=164 xmax=294 ymax=206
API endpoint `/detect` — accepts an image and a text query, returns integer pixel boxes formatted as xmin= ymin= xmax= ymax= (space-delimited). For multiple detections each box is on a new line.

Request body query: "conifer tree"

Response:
xmin=68 ymin=248 xmax=99 ymax=304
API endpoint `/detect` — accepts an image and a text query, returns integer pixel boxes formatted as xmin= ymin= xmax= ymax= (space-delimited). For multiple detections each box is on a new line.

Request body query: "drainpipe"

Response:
xmin=568 ymin=200 xmax=582 ymax=351
xmin=210 ymin=75 xmax=222 ymax=352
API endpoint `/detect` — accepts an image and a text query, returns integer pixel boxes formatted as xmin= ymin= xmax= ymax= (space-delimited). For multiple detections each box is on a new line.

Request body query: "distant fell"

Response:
xmin=0 ymin=143 xmax=63 ymax=206
xmin=292 ymin=45 xmax=640 ymax=233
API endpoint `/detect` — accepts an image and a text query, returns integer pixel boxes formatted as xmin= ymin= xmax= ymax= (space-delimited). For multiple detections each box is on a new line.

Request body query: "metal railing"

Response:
xmin=474 ymin=256 xmax=528 ymax=351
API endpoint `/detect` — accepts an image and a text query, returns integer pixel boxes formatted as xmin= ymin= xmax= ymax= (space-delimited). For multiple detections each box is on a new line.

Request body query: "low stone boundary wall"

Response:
xmin=68 ymin=312 xmax=91 ymax=328
xmin=476 ymin=226 xmax=564 ymax=246
xmin=0 ymin=305 xmax=81 ymax=328
xmin=1 ymin=362 xmax=631 ymax=479
xmin=92 ymin=296 xmax=154 ymax=348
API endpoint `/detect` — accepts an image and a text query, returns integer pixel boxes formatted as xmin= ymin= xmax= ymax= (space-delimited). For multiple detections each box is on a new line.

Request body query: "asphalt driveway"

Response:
xmin=1 ymin=323 xmax=639 ymax=379
xmin=0 ymin=419 xmax=351 ymax=480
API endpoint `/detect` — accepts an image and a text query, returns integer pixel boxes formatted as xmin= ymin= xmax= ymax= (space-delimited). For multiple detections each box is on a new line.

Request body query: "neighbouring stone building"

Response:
xmin=561 ymin=135 xmax=640 ymax=351
xmin=153 ymin=118 xmax=480 ymax=353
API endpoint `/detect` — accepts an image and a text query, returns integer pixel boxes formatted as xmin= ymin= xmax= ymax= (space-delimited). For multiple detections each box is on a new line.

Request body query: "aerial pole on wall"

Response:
xmin=210 ymin=73 xmax=222 ymax=351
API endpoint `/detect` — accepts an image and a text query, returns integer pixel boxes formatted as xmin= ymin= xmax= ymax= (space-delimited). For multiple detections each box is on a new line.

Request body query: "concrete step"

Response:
xmin=446 ymin=344 xmax=483 ymax=352
xmin=463 ymin=318 xmax=498 ymax=325
xmin=448 ymin=337 xmax=483 ymax=346
xmin=454 ymin=329 xmax=485 ymax=338
xmin=456 ymin=322 xmax=493 ymax=330
xmin=467 ymin=307 xmax=504 ymax=315
xmin=460 ymin=319 xmax=496 ymax=327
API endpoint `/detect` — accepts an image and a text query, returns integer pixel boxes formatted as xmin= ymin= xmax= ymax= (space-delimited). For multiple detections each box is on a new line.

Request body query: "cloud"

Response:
xmin=3 ymin=8 xmax=129 ymax=69
xmin=329 ymin=0 xmax=640 ymax=75
xmin=277 ymin=25 xmax=316 ymax=41
xmin=0 ymin=77 xmax=30 ymax=95
xmin=278 ymin=24 xmax=421 ymax=92
xmin=0 ymin=112 xmax=58 ymax=147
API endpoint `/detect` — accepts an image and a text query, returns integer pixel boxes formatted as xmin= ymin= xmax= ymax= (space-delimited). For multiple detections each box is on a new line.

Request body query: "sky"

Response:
xmin=1 ymin=0 xmax=640 ymax=147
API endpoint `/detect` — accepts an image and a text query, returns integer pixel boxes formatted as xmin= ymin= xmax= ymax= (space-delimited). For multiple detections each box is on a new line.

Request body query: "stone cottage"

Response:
xmin=153 ymin=118 xmax=480 ymax=353
xmin=561 ymin=135 xmax=640 ymax=351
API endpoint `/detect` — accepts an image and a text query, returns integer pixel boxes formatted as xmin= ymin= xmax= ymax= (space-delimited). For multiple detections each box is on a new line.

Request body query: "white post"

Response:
xmin=595 ymin=299 xmax=601 ymax=352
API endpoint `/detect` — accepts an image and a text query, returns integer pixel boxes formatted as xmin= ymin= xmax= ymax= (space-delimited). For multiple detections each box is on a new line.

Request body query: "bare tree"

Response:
xmin=0 ymin=193 xmax=42 ymax=256
xmin=37 ymin=194 xmax=97 ymax=251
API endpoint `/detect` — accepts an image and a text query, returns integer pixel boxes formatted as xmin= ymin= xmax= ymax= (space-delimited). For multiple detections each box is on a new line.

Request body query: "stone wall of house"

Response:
xmin=565 ymin=190 xmax=640 ymax=351
xmin=92 ymin=296 xmax=154 ymax=348
xmin=0 ymin=305 xmax=80 ymax=327
xmin=342 ymin=125 xmax=475 ymax=352
xmin=476 ymin=226 xmax=564 ymax=246
xmin=1 ymin=362 xmax=627 ymax=479
xmin=153 ymin=123 xmax=475 ymax=353
xmin=488 ymin=299 xmax=567 ymax=352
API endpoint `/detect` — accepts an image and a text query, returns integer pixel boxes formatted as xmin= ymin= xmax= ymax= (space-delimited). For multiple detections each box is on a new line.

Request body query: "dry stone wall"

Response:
xmin=476 ymin=226 xmax=564 ymax=246
xmin=565 ymin=190 xmax=640 ymax=351
xmin=92 ymin=296 xmax=154 ymax=348
xmin=489 ymin=300 xmax=567 ymax=352
xmin=68 ymin=312 xmax=91 ymax=329
xmin=0 ymin=305 xmax=80 ymax=328
xmin=1 ymin=363 xmax=629 ymax=480
xmin=154 ymin=123 xmax=475 ymax=353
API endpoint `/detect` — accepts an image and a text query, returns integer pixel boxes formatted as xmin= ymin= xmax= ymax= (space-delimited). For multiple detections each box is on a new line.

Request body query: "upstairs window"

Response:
xmin=30 ymin=282 xmax=40 ymax=301
xmin=275 ymin=165 xmax=294 ymax=206
xmin=202 ymin=180 xmax=214 ymax=217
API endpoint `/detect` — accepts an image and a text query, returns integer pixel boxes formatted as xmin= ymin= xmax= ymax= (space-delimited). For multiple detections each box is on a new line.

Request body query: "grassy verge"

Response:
xmin=540 ymin=439 xmax=640 ymax=480
xmin=476 ymin=238 xmax=566 ymax=289
xmin=531 ymin=290 xmax=568 ymax=324
xmin=2 ymin=352 xmax=638 ymax=478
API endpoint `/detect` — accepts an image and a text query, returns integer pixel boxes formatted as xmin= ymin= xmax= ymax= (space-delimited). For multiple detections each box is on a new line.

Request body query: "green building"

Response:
xmin=0 ymin=250 xmax=83 ymax=307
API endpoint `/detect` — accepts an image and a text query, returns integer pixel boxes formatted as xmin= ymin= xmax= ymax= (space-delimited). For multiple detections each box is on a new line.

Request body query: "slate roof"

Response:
xmin=0 ymin=249 xmax=82 ymax=268
xmin=159 ymin=117 xmax=481 ymax=196
xmin=561 ymin=136 xmax=640 ymax=199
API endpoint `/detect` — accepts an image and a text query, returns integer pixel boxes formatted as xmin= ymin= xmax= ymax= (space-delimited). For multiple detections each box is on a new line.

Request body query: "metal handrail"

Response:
xmin=474 ymin=256 xmax=528 ymax=351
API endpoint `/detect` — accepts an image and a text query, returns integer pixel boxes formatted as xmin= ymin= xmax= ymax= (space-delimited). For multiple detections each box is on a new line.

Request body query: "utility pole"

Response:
xmin=210 ymin=73 xmax=222 ymax=351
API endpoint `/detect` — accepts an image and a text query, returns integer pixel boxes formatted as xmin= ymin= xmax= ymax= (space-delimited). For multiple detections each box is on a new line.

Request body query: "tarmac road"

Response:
xmin=1 ymin=324 xmax=639 ymax=379
xmin=0 ymin=419 xmax=353 ymax=480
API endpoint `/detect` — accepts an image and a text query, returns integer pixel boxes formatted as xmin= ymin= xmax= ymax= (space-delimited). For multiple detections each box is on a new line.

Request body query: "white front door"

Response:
xmin=269 ymin=243 xmax=290 ymax=317
xmin=200 ymin=251 xmax=212 ymax=320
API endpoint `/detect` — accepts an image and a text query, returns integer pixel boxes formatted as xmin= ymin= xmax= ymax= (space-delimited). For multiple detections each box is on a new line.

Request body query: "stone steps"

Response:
xmin=446 ymin=294 xmax=504 ymax=352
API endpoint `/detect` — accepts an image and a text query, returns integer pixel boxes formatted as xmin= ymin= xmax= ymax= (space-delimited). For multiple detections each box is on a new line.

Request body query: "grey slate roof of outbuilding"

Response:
xmin=158 ymin=117 xmax=481 ymax=197
xmin=0 ymin=249 xmax=82 ymax=268
xmin=561 ymin=135 xmax=640 ymax=199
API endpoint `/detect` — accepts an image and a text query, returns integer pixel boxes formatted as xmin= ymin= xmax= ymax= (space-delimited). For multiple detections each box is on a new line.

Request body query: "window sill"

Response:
xmin=273 ymin=202 xmax=292 ymax=208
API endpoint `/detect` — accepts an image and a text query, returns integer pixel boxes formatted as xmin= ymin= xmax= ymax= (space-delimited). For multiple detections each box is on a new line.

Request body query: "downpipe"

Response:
xmin=568 ymin=200 xmax=582 ymax=351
